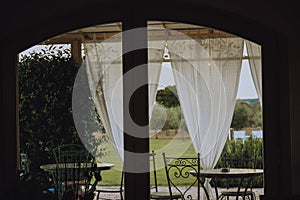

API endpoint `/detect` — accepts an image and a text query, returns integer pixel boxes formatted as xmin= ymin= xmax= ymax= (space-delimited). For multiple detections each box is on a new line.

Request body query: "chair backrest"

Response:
xmin=52 ymin=144 xmax=95 ymax=200
xmin=149 ymin=150 xmax=158 ymax=192
xmin=52 ymin=158 xmax=96 ymax=200
xmin=52 ymin=144 xmax=93 ymax=163
xmin=162 ymin=152 xmax=200 ymax=200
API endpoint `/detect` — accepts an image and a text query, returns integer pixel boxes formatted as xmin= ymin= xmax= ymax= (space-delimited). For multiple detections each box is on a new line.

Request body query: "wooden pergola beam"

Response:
xmin=43 ymin=28 xmax=241 ymax=66
xmin=70 ymin=40 xmax=82 ymax=66
xmin=42 ymin=28 xmax=236 ymax=45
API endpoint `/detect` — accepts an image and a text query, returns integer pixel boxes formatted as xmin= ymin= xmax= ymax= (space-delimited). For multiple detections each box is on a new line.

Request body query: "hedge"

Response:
xmin=18 ymin=46 xmax=102 ymax=173
xmin=214 ymin=137 xmax=264 ymax=188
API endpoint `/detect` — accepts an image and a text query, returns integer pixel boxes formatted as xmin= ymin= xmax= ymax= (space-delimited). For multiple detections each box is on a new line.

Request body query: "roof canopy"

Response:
xmin=42 ymin=21 xmax=236 ymax=45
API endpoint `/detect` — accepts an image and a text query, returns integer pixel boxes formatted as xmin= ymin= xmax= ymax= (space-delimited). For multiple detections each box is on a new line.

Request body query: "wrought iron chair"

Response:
xmin=95 ymin=150 xmax=158 ymax=200
xmin=149 ymin=150 xmax=172 ymax=199
xmin=219 ymin=157 xmax=256 ymax=200
xmin=52 ymin=144 xmax=95 ymax=200
xmin=149 ymin=150 xmax=159 ymax=192
xmin=152 ymin=153 xmax=201 ymax=200
xmin=52 ymin=158 xmax=97 ymax=200
xmin=52 ymin=144 xmax=93 ymax=164
xmin=95 ymin=168 xmax=124 ymax=200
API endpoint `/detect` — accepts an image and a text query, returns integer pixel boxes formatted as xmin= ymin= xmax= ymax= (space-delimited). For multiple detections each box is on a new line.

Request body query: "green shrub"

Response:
xmin=18 ymin=46 xmax=102 ymax=173
xmin=215 ymin=136 xmax=263 ymax=188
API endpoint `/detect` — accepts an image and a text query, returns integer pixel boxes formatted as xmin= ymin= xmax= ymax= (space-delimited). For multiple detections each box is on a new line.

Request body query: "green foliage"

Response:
xmin=252 ymin=102 xmax=262 ymax=127
xmin=150 ymin=103 xmax=167 ymax=131
xmin=231 ymin=102 xmax=252 ymax=128
xmin=219 ymin=137 xmax=263 ymax=168
xmin=157 ymin=87 xmax=262 ymax=131
xmin=150 ymin=103 xmax=183 ymax=133
xmin=72 ymin=65 xmax=105 ymax=157
xmin=215 ymin=137 xmax=264 ymax=187
xmin=156 ymin=85 xmax=180 ymax=108
xmin=18 ymin=46 xmax=102 ymax=172
xmin=231 ymin=101 xmax=262 ymax=129
xmin=164 ymin=106 xmax=182 ymax=130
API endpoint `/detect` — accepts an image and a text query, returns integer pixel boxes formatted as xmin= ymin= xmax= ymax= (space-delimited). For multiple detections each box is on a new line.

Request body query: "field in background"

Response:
xmin=98 ymin=138 xmax=196 ymax=186
xmin=97 ymin=136 xmax=263 ymax=187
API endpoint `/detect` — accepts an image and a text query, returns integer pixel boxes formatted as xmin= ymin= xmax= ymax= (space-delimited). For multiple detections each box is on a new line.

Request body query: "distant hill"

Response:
xmin=236 ymin=98 xmax=259 ymax=106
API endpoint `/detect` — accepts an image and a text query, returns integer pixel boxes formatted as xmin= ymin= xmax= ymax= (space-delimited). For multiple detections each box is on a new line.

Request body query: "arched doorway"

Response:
xmin=1 ymin=2 xmax=291 ymax=199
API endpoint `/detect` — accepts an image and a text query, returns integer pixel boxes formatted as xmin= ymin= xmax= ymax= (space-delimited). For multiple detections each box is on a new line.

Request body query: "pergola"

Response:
xmin=33 ymin=21 xmax=261 ymax=199
xmin=40 ymin=21 xmax=246 ymax=65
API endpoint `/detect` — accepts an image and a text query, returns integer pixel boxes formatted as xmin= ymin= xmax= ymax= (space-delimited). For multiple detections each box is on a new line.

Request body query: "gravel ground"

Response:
xmin=94 ymin=186 xmax=264 ymax=200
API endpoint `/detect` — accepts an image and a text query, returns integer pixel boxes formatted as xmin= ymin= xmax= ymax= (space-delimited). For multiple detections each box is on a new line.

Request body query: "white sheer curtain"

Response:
xmin=148 ymin=40 xmax=166 ymax=118
xmin=167 ymin=31 xmax=243 ymax=199
xmin=84 ymin=35 xmax=124 ymax=160
xmin=84 ymin=35 xmax=165 ymax=161
xmin=246 ymin=41 xmax=262 ymax=106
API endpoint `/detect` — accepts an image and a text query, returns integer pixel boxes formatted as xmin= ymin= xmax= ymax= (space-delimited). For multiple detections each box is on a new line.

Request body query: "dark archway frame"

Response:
xmin=0 ymin=2 xmax=291 ymax=199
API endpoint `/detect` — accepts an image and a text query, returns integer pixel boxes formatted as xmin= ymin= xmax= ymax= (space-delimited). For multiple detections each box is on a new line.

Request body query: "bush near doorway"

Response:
xmin=18 ymin=46 xmax=103 ymax=173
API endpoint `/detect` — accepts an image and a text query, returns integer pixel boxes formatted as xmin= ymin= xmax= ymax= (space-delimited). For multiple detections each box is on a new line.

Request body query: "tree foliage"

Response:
xmin=231 ymin=101 xmax=262 ymax=129
xmin=150 ymin=103 xmax=184 ymax=133
xmin=155 ymin=86 xmax=262 ymax=133
xmin=231 ymin=102 xmax=252 ymax=129
xmin=156 ymin=85 xmax=180 ymax=108
xmin=18 ymin=46 xmax=101 ymax=172
xmin=164 ymin=106 xmax=182 ymax=130
xmin=156 ymin=86 xmax=262 ymax=132
xmin=150 ymin=103 xmax=167 ymax=131
xmin=252 ymin=102 xmax=262 ymax=127
xmin=216 ymin=137 xmax=264 ymax=187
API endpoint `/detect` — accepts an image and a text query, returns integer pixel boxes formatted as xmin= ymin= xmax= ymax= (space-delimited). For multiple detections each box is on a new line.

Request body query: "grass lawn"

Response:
xmin=97 ymin=138 xmax=197 ymax=186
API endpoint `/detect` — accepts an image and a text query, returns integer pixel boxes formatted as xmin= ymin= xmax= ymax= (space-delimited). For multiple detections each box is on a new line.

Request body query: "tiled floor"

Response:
xmin=93 ymin=186 xmax=264 ymax=200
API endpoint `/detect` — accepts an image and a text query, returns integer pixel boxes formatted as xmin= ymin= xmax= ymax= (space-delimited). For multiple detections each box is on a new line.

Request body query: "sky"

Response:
xmin=20 ymin=44 xmax=258 ymax=99
xmin=236 ymin=61 xmax=258 ymax=99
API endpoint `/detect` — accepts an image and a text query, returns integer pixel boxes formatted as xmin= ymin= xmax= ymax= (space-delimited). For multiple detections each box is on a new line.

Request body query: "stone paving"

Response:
xmin=93 ymin=186 xmax=264 ymax=200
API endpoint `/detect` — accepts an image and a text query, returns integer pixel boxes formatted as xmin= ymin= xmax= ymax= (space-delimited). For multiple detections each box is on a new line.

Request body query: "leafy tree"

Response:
xmin=231 ymin=102 xmax=252 ymax=129
xmin=150 ymin=103 xmax=167 ymax=131
xmin=231 ymin=100 xmax=262 ymax=129
xmin=18 ymin=46 xmax=102 ymax=172
xmin=165 ymin=106 xmax=182 ymax=130
xmin=156 ymin=85 xmax=180 ymax=108
xmin=72 ymin=64 xmax=105 ymax=157
xmin=252 ymin=102 xmax=262 ymax=127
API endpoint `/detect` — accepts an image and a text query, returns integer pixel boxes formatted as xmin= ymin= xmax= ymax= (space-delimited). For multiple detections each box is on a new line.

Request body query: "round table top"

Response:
xmin=191 ymin=168 xmax=263 ymax=178
xmin=40 ymin=163 xmax=114 ymax=172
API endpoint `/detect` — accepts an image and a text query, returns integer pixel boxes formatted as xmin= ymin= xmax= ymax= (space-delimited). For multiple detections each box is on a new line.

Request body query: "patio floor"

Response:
xmin=94 ymin=186 xmax=264 ymax=199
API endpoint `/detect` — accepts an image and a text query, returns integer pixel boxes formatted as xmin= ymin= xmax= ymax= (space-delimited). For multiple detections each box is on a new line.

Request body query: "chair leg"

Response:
xmin=219 ymin=195 xmax=226 ymax=200
xmin=96 ymin=191 xmax=100 ymax=200
xmin=120 ymin=191 xmax=123 ymax=200
xmin=251 ymin=192 xmax=255 ymax=200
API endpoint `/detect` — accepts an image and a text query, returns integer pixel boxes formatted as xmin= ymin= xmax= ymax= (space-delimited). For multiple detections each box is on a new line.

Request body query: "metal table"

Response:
xmin=40 ymin=163 xmax=114 ymax=199
xmin=191 ymin=168 xmax=263 ymax=200
xmin=40 ymin=163 xmax=114 ymax=172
